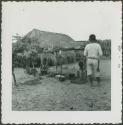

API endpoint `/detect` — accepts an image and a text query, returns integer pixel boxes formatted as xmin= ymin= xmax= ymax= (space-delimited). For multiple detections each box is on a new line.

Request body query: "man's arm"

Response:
xmin=97 ymin=45 xmax=102 ymax=72
xmin=84 ymin=46 xmax=88 ymax=57
xmin=98 ymin=45 xmax=103 ymax=58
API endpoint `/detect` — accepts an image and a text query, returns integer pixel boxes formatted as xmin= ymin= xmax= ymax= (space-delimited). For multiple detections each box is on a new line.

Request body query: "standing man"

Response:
xmin=84 ymin=34 xmax=103 ymax=86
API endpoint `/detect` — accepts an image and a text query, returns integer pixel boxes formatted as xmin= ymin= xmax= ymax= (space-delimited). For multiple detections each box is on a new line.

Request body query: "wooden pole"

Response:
xmin=55 ymin=52 xmax=58 ymax=73
xmin=60 ymin=56 xmax=62 ymax=75
xmin=59 ymin=49 xmax=62 ymax=75
xmin=12 ymin=67 xmax=17 ymax=86
xmin=59 ymin=41 xmax=63 ymax=75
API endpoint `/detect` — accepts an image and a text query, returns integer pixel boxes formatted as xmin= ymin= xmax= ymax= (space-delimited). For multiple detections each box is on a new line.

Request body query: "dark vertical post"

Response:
xmin=12 ymin=67 xmax=17 ymax=86
xmin=59 ymin=50 xmax=62 ymax=75
xmin=55 ymin=51 xmax=58 ymax=73
xmin=60 ymin=60 xmax=62 ymax=75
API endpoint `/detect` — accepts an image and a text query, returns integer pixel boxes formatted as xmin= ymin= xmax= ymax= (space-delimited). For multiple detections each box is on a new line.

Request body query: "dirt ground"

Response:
xmin=12 ymin=59 xmax=111 ymax=111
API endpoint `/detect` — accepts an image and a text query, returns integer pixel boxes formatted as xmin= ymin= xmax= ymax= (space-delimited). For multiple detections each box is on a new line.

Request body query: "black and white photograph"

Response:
xmin=1 ymin=1 xmax=122 ymax=124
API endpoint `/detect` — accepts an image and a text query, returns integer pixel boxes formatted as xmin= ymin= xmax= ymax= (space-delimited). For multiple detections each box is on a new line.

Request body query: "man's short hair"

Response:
xmin=89 ymin=34 xmax=96 ymax=41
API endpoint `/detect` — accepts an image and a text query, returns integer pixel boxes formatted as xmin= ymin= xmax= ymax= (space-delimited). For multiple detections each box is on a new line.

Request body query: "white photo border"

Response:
xmin=1 ymin=1 xmax=122 ymax=124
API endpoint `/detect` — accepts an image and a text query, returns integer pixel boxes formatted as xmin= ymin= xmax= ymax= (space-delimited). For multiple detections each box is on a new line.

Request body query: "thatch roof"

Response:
xmin=22 ymin=29 xmax=77 ymax=48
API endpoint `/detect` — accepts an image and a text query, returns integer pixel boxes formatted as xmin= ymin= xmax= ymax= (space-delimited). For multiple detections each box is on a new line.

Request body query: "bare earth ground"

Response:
xmin=12 ymin=59 xmax=111 ymax=111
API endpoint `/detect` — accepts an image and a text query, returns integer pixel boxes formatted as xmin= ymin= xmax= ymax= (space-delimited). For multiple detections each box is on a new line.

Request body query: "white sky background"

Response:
xmin=2 ymin=1 xmax=121 ymax=41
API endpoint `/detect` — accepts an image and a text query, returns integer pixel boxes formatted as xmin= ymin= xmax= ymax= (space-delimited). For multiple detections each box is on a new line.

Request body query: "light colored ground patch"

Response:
xmin=12 ymin=59 xmax=111 ymax=111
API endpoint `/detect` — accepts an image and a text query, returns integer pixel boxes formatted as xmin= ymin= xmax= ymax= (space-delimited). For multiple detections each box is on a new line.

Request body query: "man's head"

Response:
xmin=89 ymin=34 xmax=96 ymax=42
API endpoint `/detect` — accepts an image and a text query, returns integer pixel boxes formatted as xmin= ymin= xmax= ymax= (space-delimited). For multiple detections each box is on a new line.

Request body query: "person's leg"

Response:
xmin=87 ymin=60 xmax=93 ymax=86
xmin=88 ymin=74 xmax=93 ymax=86
xmin=94 ymin=60 xmax=101 ymax=86
xmin=96 ymin=77 xmax=100 ymax=86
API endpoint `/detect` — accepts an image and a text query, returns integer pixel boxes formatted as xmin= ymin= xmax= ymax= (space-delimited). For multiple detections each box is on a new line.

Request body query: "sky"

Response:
xmin=2 ymin=1 xmax=122 ymax=41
